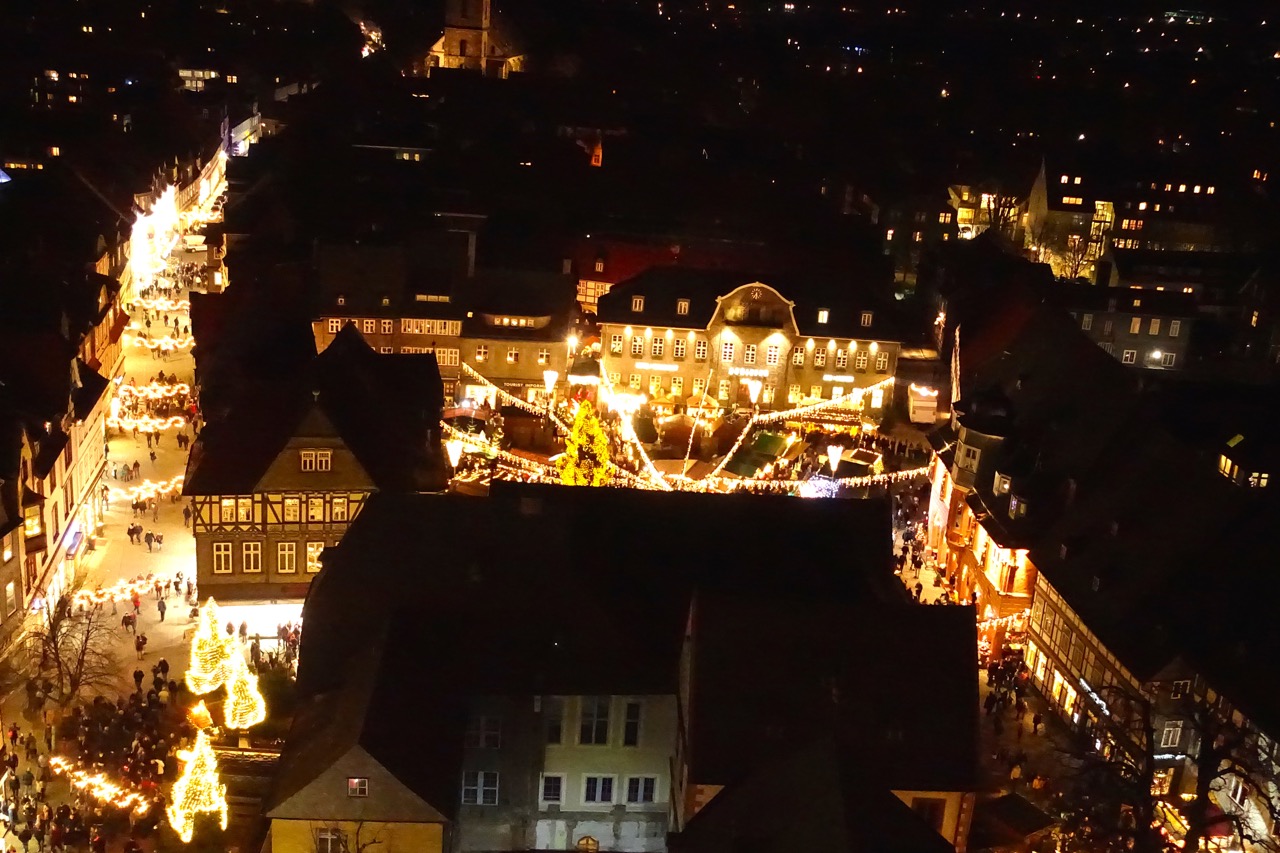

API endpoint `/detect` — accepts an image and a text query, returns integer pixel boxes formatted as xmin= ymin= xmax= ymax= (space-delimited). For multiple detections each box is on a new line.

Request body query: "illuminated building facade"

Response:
xmin=418 ymin=0 xmax=525 ymax=78
xmin=183 ymin=326 xmax=446 ymax=603
xmin=596 ymin=269 xmax=900 ymax=415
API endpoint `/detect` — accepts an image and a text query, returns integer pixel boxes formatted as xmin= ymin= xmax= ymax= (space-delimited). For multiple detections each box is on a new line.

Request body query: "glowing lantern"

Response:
xmin=445 ymin=439 xmax=465 ymax=469
xmin=827 ymin=444 xmax=843 ymax=473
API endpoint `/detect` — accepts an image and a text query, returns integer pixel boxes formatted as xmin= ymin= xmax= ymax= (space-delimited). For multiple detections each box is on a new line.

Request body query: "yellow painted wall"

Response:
xmin=271 ymin=818 xmax=443 ymax=853
xmin=891 ymin=790 xmax=965 ymax=846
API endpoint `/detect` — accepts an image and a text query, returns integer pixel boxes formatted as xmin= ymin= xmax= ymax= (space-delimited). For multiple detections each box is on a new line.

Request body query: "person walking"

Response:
xmin=143 ymin=531 xmax=154 ymax=553
xmin=1032 ymin=712 xmax=1043 ymax=735
xmin=182 ymin=505 xmax=191 ymax=527
xmin=157 ymin=598 xmax=167 ymax=622
xmin=132 ymin=669 xmax=144 ymax=692
xmin=135 ymin=634 xmax=147 ymax=660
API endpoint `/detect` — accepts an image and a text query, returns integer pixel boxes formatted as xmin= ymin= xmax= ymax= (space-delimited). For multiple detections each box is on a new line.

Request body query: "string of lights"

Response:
xmin=597 ymin=373 xmax=672 ymax=490
xmin=135 ymin=297 xmax=191 ymax=313
xmin=116 ymin=382 xmax=191 ymax=400
xmin=72 ymin=571 xmax=190 ymax=608
xmin=105 ymin=475 xmax=185 ymax=503
xmin=105 ymin=414 xmax=187 ymax=432
xmin=127 ymin=335 xmax=195 ymax=352
xmin=460 ymin=363 xmax=570 ymax=432
xmin=976 ymin=609 xmax=1029 ymax=631
xmin=754 ymin=376 xmax=896 ymax=425
xmin=48 ymin=757 xmax=153 ymax=816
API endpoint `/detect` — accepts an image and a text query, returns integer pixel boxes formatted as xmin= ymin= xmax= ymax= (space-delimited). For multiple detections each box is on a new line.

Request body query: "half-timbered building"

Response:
xmin=183 ymin=325 xmax=447 ymax=603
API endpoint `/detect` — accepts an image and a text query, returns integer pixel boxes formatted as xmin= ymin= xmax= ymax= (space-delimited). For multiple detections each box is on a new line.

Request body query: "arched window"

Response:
xmin=576 ymin=838 xmax=599 ymax=853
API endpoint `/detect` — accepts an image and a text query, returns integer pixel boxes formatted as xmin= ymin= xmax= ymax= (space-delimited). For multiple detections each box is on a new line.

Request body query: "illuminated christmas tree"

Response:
xmin=185 ymin=598 xmax=237 ymax=695
xmin=223 ymin=655 xmax=266 ymax=730
xmin=557 ymin=404 xmax=611 ymax=486
xmin=166 ymin=729 xmax=228 ymax=843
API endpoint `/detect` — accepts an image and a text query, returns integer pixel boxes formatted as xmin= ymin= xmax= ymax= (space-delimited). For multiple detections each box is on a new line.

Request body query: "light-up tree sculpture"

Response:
xmin=185 ymin=598 xmax=237 ymax=695
xmin=166 ymin=729 xmax=228 ymax=843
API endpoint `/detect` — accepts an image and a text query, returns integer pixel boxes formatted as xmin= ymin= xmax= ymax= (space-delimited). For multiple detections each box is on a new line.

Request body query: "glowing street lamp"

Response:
xmin=827 ymin=444 xmax=843 ymax=474
xmin=542 ymin=369 xmax=559 ymax=397
xmin=445 ymin=438 xmax=465 ymax=470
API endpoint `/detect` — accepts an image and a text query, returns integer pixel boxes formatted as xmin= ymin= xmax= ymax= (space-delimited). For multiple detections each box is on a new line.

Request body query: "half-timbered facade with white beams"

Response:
xmin=183 ymin=325 xmax=447 ymax=602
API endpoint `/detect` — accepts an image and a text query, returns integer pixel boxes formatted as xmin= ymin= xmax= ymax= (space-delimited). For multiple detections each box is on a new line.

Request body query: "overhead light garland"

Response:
xmin=48 ymin=756 xmax=153 ymax=816
xmin=135 ymin=297 xmax=191 ymax=313
xmin=976 ymin=609 xmax=1029 ymax=631
xmin=116 ymin=382 xmax=192 ymax=400
xmin=166 ymin=729 xmax=228 ymax=844
xmin=460 ymin=363 xmax=569 ymax=432
xmin=105 ymin=475 xmax=185 ymax=504
xmin=73 ymin=571 xmax=192 ymax=608
xmin=126 ymin=334 xmax=195 ymax=352
xmin=106 ymin=414 xmax=188 ymax=432
xmin=186 ymin=598 xmax=238 ymax=695
xmin=223 ymin=655 xmax=267 ymax=730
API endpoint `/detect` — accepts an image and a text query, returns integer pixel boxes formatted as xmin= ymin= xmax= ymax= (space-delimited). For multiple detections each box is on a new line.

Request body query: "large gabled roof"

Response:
xmin=183 ymin=324 xmax=446 ymax=495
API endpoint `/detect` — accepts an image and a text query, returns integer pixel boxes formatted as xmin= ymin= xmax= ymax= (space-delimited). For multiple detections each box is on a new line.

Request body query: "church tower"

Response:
xmin=442 ymin=0 xmax=490 ymax=71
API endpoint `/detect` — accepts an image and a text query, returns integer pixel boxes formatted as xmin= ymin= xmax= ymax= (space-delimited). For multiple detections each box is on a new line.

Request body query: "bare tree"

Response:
xmin=30 ymin=591 xmax=122 ymax=705
xmin=1056 ymin=233 xmax=1092 ymax=280
xmin=981 ymin=185 xmax=1021 ymax=237
xmin=311 ymin=820 xmax=386 ymax=853
xmin=1058 ymin=683 xmax=1280 ymax=853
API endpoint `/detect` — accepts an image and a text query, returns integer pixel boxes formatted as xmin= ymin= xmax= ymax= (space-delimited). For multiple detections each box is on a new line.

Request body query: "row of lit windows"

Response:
xmin=326 ymin=318 xmax=463 ymax=337
xmin=1080 ymin=315 xmax=1182 ymax=338
xmin=461 ymin=771 xmax=659 ymax=808
xmin=211 ymin=540 xmax=327 ymax=574
xmin=1217 ymin=455 xmax=1270 ymax=488
xmin=474 ymin=346 xmax=554 ymax=365
xmin=217 ymin=494 xmax=352 ymax=525
xmin=609 ymin=372 xmax=886 ymax=407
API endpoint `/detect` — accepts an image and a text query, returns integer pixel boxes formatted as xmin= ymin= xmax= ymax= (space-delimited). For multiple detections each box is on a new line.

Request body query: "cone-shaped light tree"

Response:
xmin=167 ymin=728 xmax=229 ymax=843
xmin=557 ymin=404 xmax=611 ymax=486
xmin=223 ymin=654 xmax=267 ymax=730
xmin=185 ymin=598 xmax=237 ymax=695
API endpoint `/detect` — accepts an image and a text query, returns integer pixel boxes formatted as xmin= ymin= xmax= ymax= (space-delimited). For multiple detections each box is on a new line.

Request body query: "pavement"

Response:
xmin=0 ymin=250 xmax=207 ymax=851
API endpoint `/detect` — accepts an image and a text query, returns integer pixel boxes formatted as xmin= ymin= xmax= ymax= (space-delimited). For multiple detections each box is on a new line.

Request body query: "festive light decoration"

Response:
xmin=188 ymin=700 xmax=214 ymax=730
xmin=976 ymin=608 xmax=1029 ymax=631
xmin=166 ymin=729 xmax=229 ymax=843
xmin=445 ymin=438 xmax=465 ymax=469
xmin=135 ymin=297 xmax=191 ymax=313
xmin=73 ymin=571 xmax=191 ymax=608
xmin=106 ymin=414 xmax=187 ymax=432
xmin=116 ymin=382 xmax=191 ymax=400
xmin=755 ymin=377 xmax=896 ymax=425
xmin=223 ymin=655 xmax=267 ymax=730
xmin=186 ymin=598 xmax=238 ymax=695
xmin=827 ymin=444 xmax=844 ymax=473
xmin=461 ymin=363 xmax=569 ymax=432
xmin=127 ymin=334 xmax=195 ymax=352
xmin=48 ymin=756 xmax=153 ymax=816
xmin=558 ymin=404 xmax=612 ymax=486
xmin=105 ymin=475 xmax=185 ymax=504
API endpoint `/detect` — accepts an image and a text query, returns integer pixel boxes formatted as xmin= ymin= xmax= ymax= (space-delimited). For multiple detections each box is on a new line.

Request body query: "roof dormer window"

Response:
xmin=631 ymin=296 xmax=645 ymax=313
xmin=336 ymin=295 xmax=345 ymax=306
xmin=993 ymin=473 xmax=1011 ymax=495
xmin=1008 ymin=494 xmax=1028 ymax=519
xmin=817 ymin=309 xmax=829 ymax=324
xmin=381 ymin=296 xmax=390 ymax=307
xmin=860 ymin=311 xmax=873 ymax=327
xmin=1248 ymin=472 xmax=1269 ymax=488
xmin=677 ymin=299 xmax=690 ymax=316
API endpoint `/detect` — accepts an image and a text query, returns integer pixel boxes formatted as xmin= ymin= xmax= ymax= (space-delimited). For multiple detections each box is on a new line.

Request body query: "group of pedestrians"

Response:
xmin=123 ymin=525 xmax=163 ymax=553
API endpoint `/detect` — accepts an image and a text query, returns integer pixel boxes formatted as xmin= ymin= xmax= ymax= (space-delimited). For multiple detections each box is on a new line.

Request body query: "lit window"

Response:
xmin=1130 ymin=317 xmax=1142 ymax=334
xmin=886 ymin=228 xmax=895 ymax=241
xmin=766 ymin=345 xmax=780 ymax=366
xmin=718 ymin=380 xmax=731 ymax=400
xmin=629 ymin=374 xmax=641 ymax=390
xmin=1160 ymin=721 xmax=1183 ymax=748
xmin=677 ymin=299 xmax=690 ymax=315
xmin=721 ymin=342 xmax=735 ymax=362
xmin=813 ymin=349 xmax=826 ymax=368
xmin=938 ymin=212 xmax=952 ymax=223
xmin=860 ymin=311 xmax=873 ymax=327
xmin=631 ymin=336 xmax=644 ymax=356
xmin=380 ymin=319 xmax=393 ymax=334
xmin=743 ymin=344 xmax=756 ymax=365
xmin=694 ymin=339 xmax=708 ymax=360
xmin=537 ymin=348 xmax=550 ymax=364
xmin=362 ymin=319 xmax=374 ymax=334
xmin=332 ymin=496 xmax=348 ymax=522
xmin=1178 ymin=184 xmax=1187 ymax=193
xmin=1149 ymin=318 xmax=1161 ymax=335
xmin=1073 ymin=176 xmax=1081 ymax=185
xmin=1122 ymin=349 xmax=1137 ymax=364
xmin=835 ymin=350 xmax=848 ymax=369
xmin=1248 ymin=472 xmax=1270 ymax=488
xmin=23 ymin=506 xmax=42 ymax=537
xmin=507 ymin=347 xmax=520 ymax=364
xmin=1060 ymin=175 xmax=1068 ymax=184
xmin=854 ymin=351 xmax=868 ymax=370
xmin=595 ymin=258 xmax=605 ymax=273
xmin=1138 ymin=202 xmax=1147 ymax=210
xmin=327 ymin=318 xmax=342 ymax=333
xmin=49 ymin=147 xmax=60 ymax=157
xmin=609 ymin=334 xmax=623 ymax=355
xmin=631 ymin=296 xmax=644 ymax=312
xmin=788 ymin=384 xmax=801 ymax=403
xmin=817 ymin=309 xmax=829 ymax=324
xmin=651 ymin=338 xmax=664 ymax=358
xmin=791 ymin=346 xmax=805 ymax=366
xmin=810 ymin=385 xmax=822 ymax=400
xmin=875 ymin=351 xmax=889 ymax=372
xmin=347 ymin=778 xmax=369 ymax=797
xmin=306 ymin=541 xmax=325 ymax=573
xmin=475 ymin=345 xmax=488 ymax=362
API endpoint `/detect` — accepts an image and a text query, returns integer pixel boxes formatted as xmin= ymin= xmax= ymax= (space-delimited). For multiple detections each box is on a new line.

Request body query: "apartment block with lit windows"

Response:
xmin=1044 ymin=282 xmax=1198 ymax=370
xmin=595 ymin=268 xmax=901 ymax=415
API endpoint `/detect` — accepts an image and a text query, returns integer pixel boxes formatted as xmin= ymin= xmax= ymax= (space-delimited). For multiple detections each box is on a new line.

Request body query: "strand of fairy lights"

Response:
xmin=596 ymin=372 xmax=673 ymax=490
xmin=135 ymin=297 xmax=191 ymax=313
xmin=127 ymin=335 xmax=194 ymax=352
xmin=116 ymin=382 xmax=191 ymax=400
xmin=460 ymin=363 xmax=570 ymax=432
xmin=704 ymin=377 xmax=897 ymax=480
xmin=48 ymin=756 xmax=153 ymax=816
xmin=73 ymin=571 xmax=192 ymax=608
xmin=106 ymin=475 xmax=185 ymax=503
xmin=106 ymin=414 xmax=187 ymax=432
xmin=442 ymin=422 xmax=660 ymax=490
